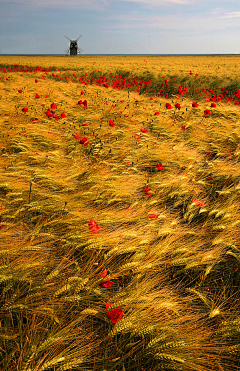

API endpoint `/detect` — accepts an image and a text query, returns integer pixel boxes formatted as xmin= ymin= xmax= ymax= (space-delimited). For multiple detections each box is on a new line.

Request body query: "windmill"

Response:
xmin=65 ymin=35 xmax=83 ymax=56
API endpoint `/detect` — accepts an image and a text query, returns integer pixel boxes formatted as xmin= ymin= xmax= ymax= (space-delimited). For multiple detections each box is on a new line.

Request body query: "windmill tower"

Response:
xmin=65 ymin=35 xmax=83 ymax=56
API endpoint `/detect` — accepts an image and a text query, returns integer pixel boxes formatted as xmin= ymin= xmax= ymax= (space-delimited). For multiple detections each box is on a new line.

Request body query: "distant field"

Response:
xmin=0 ymin=55 xmax=240 ymax=371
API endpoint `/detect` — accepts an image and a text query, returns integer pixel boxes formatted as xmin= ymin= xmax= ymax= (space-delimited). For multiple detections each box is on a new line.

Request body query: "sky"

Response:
xmin=0 ymin=0 xmax=240 ymax=55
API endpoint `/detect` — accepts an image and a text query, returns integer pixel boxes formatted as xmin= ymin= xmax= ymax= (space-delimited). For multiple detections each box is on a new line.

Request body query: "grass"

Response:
xmin=0 ymin=55 xmax=240 ymax=371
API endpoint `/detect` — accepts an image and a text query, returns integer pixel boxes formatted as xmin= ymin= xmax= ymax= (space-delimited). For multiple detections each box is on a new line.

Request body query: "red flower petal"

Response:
xmin=192 ymin=102 xmax=199 ymax=107
xmin=100 ymin=280 xmax=113 ymax=288
xmin=204 ymin=109 xmax=212 ymax=116
xmin=156 ymin=163 xmax=164 ymax=170
xmin=106 ymin=302 xmax=114 ymax=310
xmin=106 ymin=303 xmax=124 ymax=323
xmin=79 ymin=137 xmax=88 ymax=144
xmin=192 ymin=199 xmax=205 ymax=207
xmin=144 ymin=186 xmax=150 ymax=194
xmin=99 ymin=269 xmax=107 ymax=278
xmin=72 ymin=133 xmax=80 ymax=139
xmin=88 ymin=220 xmax=100 ymax=233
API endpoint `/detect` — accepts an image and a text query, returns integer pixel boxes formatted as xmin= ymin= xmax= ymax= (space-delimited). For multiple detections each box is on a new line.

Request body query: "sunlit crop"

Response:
xmin=0 ymin=55 xmax=240 ymax=371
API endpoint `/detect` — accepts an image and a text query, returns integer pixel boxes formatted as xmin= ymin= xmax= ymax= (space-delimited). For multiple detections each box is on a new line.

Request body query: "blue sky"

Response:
xmin=0 ymin=0 xmax=240 ymax=54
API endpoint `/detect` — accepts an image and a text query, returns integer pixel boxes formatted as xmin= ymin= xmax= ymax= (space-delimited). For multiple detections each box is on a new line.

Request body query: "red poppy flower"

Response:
xmin=210 ymin=103 xmax=216 ymax=108
xmin=99 ymin=268 xmax=107 ymax=278
xmin=83 ymin=100 xmax=87 ymax=108
xmin=106 ymin=302 xmax=124 ymax=324
xmin=156 ymin=163 xmax=164 ymax=170
xmin=35 ymin=93 xmax=40 ymax=98
xmin=100 ymin=280 xmax=114 ymax=288
xmin=175 ymin=103 xmax=181 ymax=109
xmin=83 ymin=123 xmax=88 ymax=126
xmin=5 ymin=113 xmax=10 ymax=116
xmin=88 ymin=220 xmax=100 ymax=233
xmin=204 ymin=109 xmax=212 ymax=116
xmin=54 ymin=115 xmax=60 ymax=121
xmin=79 ymin=137 xmax=88 ymax=144
xmin=72 ymin=133 xmax=80 ymax=139
xmin=83 ymin=141 xmax=89 ymax=147
xmin=143 ymin=186 xmax=150 ymax=195
xmin=154 ymin=111 xmax=160 ymax=115
xmin=109 ymin=120 xmax=115 ymax=127
xmin=182 ymin=125 xmax=187 ymax=130
xmin=81 ymin=90 xmax=84 ymax=95
xmin=51 ymin=103 xmax=57 ymax=109
xmin=61 ymin=112 xmax=66 ymax=118
xmin=35 ymin=79 xmax=38 ymax=83
xmin=192 ymin=198 xmax=205 ymax=207
xmin=18 ymin=89 xmax=22 ymax=93
xmin=120 ymin=100 xmax=124 ymax=103
xmin=149 ymin=214 xmax=158 ymax=218
xmin=22 ymin=108 xmax=28 ymax=112
xmin=206 ymin=151 xmax=211 ymax=156
xmin=192 ymin=102 xmax=199 ymax=107
xmin=166 ymin=103 xmax=172 ymax=109
xmin=78 ymin=100 xmax=83 ymax=105
xmin=141 ymin=128 xmax=148 ymax=133
xmin=135 ymin=134 xmax=140 ymax=141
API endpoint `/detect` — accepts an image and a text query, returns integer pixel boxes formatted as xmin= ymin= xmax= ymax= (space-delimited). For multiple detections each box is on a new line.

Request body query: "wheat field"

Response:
xmin=0 ymin=55 xmax=240 ymax=371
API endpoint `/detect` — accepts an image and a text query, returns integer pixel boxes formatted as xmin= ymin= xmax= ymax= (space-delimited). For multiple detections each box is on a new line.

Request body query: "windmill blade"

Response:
xmin=76 ymin=35 xmax=82 ymax=41
xmin=78 ymin=48 xmax=83 ymax=53
xmin=65 ymin=35 xmax=71 ymax=41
